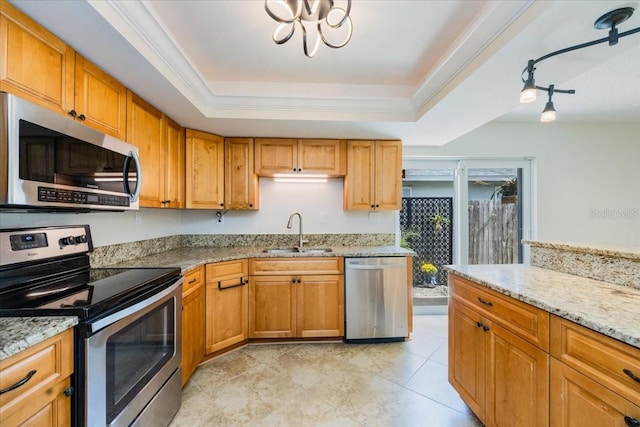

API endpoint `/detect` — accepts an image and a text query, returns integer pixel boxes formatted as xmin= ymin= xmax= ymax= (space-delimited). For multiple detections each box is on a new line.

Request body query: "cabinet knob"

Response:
xmin=375 ymin=204 xmax=379 ymax=208
xmin=78 ymin=114 xmax=86 ymax=121
xmin=476 ymin=321 xmax=484 ymax=328
xmin=482 ymin=325 xmax=490 ymax=332
xmin=220 ymin=203 xmax=224 ymax=207
xmin=249 ymin=204 xmax=253 ymax=207
xmin=68 ymin=109 xmax=77 ymax=118
xmin=64 ymin=386 xmax=74 ymax=397
xmin=624 ymin=416 xmax=640 ymax=427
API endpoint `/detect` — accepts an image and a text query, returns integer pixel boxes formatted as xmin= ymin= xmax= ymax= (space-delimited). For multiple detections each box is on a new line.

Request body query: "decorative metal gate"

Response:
xmin=400 ymin=197 xmax=453 ymax=286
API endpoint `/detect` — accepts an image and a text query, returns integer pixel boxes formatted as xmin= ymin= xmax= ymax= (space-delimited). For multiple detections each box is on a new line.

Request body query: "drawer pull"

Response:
xmin=477 ymin=297 xmax=493 ymax=307
xmin=476 ymin=321 xmax=484 ymax=328
xmin=188 ymin=278 xmax=197 ymax=285
xmin=482 ymin=325 xmax=490 ymax=332
xmin=624 ymin=416 xmax=640 ymax=427
xmin=623 ymin=368 xmax=640 ymax=383
xmin=218 ymin=278 xmax=247 ymax=290
xmin=0 ymin=370 xmax=37 ymax=394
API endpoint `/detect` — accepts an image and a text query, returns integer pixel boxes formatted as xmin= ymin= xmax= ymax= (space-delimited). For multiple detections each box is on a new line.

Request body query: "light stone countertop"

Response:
xmin=446 ymin=264 xmax=640 ymax=349
xmin=0 ymin=316 xmax=78 ymax=361
xmin=523 ymin=240 xmax=640 ymax=261
xmin=107 ymin=245 xmax=415 ymax=273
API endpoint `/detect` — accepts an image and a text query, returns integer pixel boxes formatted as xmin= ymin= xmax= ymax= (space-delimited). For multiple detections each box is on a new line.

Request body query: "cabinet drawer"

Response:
xmin=183 ymin=266 xmax=204 ymax=293
xmin=250 ymin=257 xmax=343 ymax=275
xmin=550 ymin=315 xmax=640 ymax=405
xmin=449 ymin=274 xmax=549 ymax=350
xmin=0 ymin=328 xmax=73 ymax=422
xmin=207 ymin=259 xmax=248 ymax=283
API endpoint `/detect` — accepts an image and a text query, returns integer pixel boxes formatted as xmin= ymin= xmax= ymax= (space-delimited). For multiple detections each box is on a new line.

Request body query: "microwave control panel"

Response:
xmin=38 ymin=187 xmax=130 ymax=207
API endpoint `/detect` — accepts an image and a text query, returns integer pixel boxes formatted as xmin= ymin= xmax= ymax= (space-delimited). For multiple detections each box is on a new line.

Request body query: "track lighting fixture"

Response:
xmin=519 ymin=7 xmax=640 ymax=121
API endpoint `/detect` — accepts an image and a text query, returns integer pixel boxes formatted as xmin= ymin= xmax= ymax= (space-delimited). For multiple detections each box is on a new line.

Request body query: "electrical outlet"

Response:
xmin=368 ymin=211 xmax=380 ymax=223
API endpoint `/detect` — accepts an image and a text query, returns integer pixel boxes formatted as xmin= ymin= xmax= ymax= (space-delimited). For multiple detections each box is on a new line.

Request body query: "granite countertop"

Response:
xmin=523 ymin=240 xmax=640 ymax=261
xmin=0 ymin=316 xmax=78 ymax=361
xmin=446 ymin=264 xmax=640 ymax=349
xmin=107 ymin=245 xmax=414 ymax=273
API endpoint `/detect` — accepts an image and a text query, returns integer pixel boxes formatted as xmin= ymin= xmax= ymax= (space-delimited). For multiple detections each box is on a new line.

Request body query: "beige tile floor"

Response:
xmin=169 ymin=314 xmax=482 ymax=427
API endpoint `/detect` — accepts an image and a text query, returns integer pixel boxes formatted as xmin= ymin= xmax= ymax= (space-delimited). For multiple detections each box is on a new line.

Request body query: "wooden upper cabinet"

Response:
xmin=1 ymin=2 xmax=127 ymax=139
xmin=164 ymin=117 xmax=185 ymax=208
xmin=255 ymin=138 xmax=345 ymax=176
xmin=225 ymin=138 xmax=258 ymax=210
xmin=73 ymin=54 xmax=127 ymax=139
xmin=186 ymin=129 xmax=224 ymax=209
xmin=344 ymin=140 xmax=402 ymax=211
xmin=0 ymin=1 xmax=74 ymax=114
xmin=127 ymin=92 xmax=165 ymax=208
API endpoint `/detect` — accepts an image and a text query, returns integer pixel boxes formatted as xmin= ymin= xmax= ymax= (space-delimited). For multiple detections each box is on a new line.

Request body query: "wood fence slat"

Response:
xmin=469 ymin=200 xmax=518 ymax=264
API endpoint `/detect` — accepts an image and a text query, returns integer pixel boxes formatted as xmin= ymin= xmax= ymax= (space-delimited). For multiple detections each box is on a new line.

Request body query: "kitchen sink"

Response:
xmin=263 ymin=247 xmax=333 ymax=254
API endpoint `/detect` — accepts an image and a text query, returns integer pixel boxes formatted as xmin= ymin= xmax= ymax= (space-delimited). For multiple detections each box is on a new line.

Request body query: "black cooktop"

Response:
xmin=0 ymin=264 xmax=180 ymax=319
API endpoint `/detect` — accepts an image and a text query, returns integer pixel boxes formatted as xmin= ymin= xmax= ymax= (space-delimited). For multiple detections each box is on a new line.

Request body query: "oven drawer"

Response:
xmin=0 ymin=328 xmax=73 ymax=425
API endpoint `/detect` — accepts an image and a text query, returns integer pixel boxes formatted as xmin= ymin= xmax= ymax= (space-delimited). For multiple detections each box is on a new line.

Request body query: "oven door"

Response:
xmin=84 ymin=278 xmax=182 ymax=427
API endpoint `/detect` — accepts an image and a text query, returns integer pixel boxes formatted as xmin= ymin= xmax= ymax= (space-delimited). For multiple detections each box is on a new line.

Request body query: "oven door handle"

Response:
xmin=88 ymin=277 xmax=183 ymax=334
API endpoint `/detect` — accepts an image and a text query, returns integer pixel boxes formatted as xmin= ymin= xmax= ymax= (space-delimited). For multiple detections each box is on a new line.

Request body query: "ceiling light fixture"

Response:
xmin=265 ymin=0 xmax=352 ymax=58
xmin=519 ymin=7 xmax=640 ymax=122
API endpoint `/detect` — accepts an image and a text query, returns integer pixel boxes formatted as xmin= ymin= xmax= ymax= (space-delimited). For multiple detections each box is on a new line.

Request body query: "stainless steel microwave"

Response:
xmin=0 ymin=92 xmax=141 ymax=211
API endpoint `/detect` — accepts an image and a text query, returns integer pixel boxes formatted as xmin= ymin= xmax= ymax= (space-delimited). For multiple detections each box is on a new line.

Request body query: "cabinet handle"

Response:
xmin=64 ymin=386 xmax=74 ymax=397
xmin=187 ymin=278 xmax=197 ymax=285
xmin=218 ymin=278 xmax=247 ymax=290
xmin=476 ymin=321 xmax=484 ymax=328
xmin=0 ymin=370 xmax=37 ymax=394
xmin=482 ymin=325 xmax=490 ymax=332
xmin=68 ymin=109 xmax=77 ymax=118
xmin=78 ymin=114 xmax=86 ymax=121
xmin=623 ymin=368 xmax=640 ymax=383
xmin=477 ymin=297 xmax=493 ymax=307
xmin=625 ymin=416 xmax=640 ymax=427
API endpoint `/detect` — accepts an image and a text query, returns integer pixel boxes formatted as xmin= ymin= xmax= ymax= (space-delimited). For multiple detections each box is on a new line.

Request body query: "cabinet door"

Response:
xmin=165 ymin=117 xmax=185 ymax=208
xmin=0 ymin=1 xmax=74 ymax=115
xmin=296 ymin=274 xmax=344 ymax=337
xmin=182 ymin=283 xmax=205 ymax=386
xmin=344 ymin=140 xmax=375 ymax=210
xmin=225 ymin=138 xmax=258 ymax=210
xmin=185 ymin=129 xmax=224 ymax=209
xmin=127 ymin=92 xmax=165 ymax=208
xmin=206 ymin=278 xmax=249 ymax=354
xmin=249 ymin=275 xmax=295 ymax=338
xmin=74 ymin=54 xmax=127 ymax=139
xmin=298 ymin=139 xmax=345 ymax=176
xmin=374 ymin=140 xmax=402 ymax=210
xmin=550 ymin=358 xmax=640 ymax=427
xmin=254 ymin=138 xmax=297 ymax=175
xmin=486 ymin=321 xmax=549 ymax=427
xmin=448 ymin=300 xmax=486 ymax=420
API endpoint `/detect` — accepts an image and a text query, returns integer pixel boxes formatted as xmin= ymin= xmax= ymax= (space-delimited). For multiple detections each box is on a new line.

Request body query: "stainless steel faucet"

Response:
xmin=286 ymin=212 xmax=308 ymax=250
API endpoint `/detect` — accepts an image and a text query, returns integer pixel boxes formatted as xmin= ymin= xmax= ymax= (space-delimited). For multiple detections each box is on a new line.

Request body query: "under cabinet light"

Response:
xmin=273 ymin=173 xmax=328 ymax=183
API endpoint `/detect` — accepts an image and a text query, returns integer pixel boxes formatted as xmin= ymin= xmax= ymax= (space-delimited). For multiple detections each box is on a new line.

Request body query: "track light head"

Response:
xmin=540 ymin=85 xmax=556 ymax=122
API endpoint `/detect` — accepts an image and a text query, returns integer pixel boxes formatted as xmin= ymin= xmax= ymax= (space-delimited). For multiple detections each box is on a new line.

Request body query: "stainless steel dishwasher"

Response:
xmin=344 ymin=257 xmax=408 ymax=342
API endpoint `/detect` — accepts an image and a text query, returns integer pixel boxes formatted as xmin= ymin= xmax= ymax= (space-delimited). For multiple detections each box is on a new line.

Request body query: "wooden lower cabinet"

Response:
xmin=249 ymin=258 xmax=344 ymax=339
xmin=181 ymin=267 xmax=205 ymax=386
xmin=449 ymin=285 xmax=549 ymax=427
xmin=205 ymin=260 xmax=249 ymax=354
xmin=0 ymin=328 xmax=73 ymax=427
xmin=550 ymin=358 xmax=640 ymax=427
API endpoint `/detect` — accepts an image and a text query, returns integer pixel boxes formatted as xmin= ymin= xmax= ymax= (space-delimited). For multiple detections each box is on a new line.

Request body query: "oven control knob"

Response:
xmin=59 ymin=236 xmax=76 ymax=247
xmin=76 ymin=235 xmax=87 ymax=244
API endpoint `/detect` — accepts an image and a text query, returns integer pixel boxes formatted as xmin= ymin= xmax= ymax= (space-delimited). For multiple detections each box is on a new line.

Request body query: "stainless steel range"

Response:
xmin=0 ymin=225 xmax=183 ymax=426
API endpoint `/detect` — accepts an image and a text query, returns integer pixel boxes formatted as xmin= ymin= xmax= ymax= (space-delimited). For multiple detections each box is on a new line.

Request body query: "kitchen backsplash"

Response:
xmin=524 ymin=240 xmax=640 ymax=289
xmin=90 ymin=233 xmax=395 ymax=267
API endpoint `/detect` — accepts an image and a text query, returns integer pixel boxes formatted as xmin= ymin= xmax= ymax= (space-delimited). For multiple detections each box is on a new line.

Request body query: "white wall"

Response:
xmin=0 ymin=178 xmax=396 ymax=247
xmin=404 ymin=122 xmax=640 ymax=247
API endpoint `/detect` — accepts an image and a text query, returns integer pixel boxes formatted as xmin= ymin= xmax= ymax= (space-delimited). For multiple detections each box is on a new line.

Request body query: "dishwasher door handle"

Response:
xmin=346 ymin=262 xmax=405 ymax=270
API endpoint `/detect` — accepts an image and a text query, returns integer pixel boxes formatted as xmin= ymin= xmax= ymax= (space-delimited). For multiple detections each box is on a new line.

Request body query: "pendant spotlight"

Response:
xmin=265 ymin=0 xmax=352 ymax=58
xmin=519 ymin=7 xmax=640 ymax=122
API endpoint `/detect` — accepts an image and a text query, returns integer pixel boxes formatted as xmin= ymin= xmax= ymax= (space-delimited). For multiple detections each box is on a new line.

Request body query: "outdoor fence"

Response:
xmin=468 ymin=200 xmax=519 ymax=264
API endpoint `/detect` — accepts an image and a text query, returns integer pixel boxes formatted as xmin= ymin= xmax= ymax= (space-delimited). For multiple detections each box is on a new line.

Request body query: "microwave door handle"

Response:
xmin=123 ymin=151 xmax=142 ymax=202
